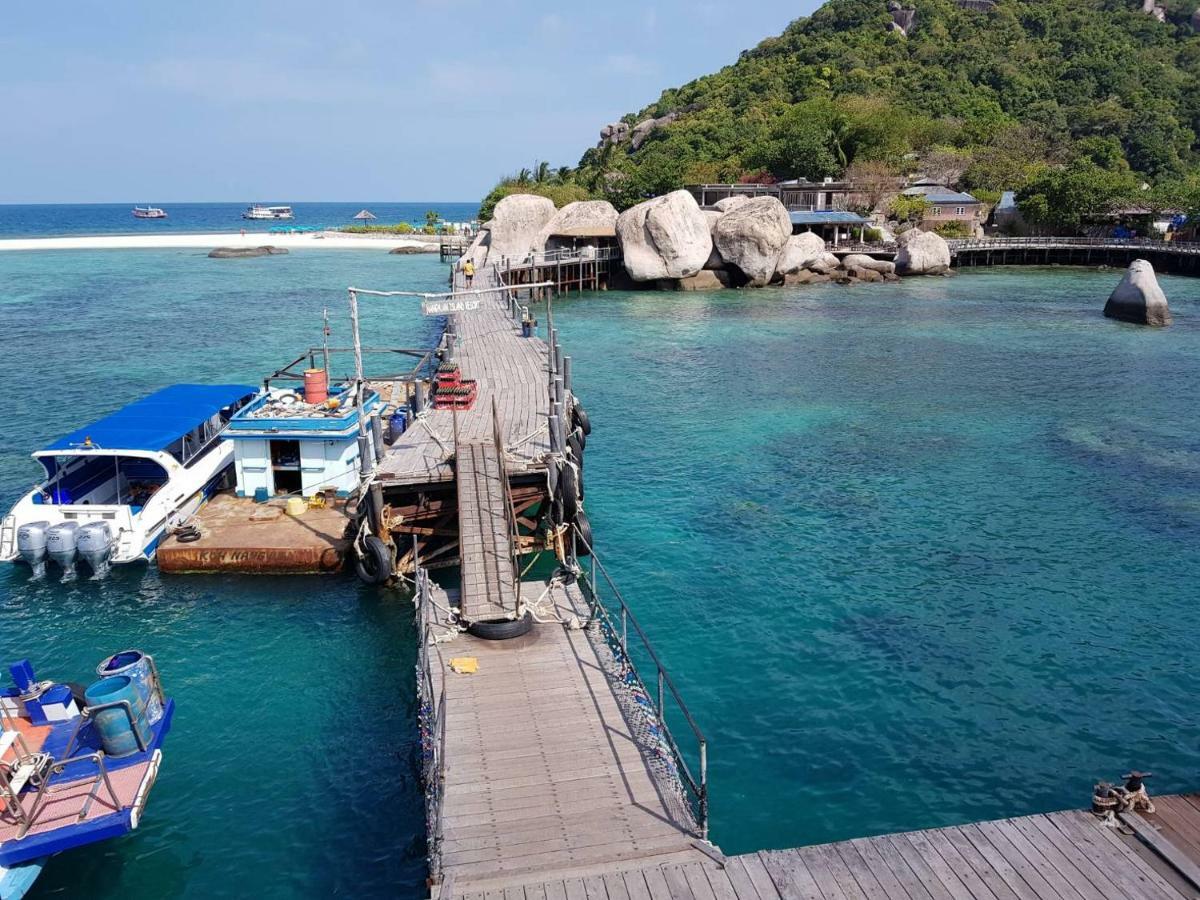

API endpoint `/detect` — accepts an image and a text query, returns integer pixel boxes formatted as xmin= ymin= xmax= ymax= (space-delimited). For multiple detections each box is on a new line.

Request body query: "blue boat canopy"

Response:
xmin=42 ymin=384 xmax=258 ymax=454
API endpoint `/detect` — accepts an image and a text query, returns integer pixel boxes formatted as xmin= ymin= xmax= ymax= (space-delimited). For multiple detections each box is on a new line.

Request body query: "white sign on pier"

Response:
xmin=422 ymin=297 xmax=483 ymax=316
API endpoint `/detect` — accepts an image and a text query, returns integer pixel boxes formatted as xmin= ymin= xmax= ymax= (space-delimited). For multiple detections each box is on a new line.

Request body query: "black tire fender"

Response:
xmin=574 ymin=509 xmax=593 ymax=557
xmin=468 ymin=611 xmax=534 ymax=640
xmin=567 ymin=427 xmax=586 ymax=461
xmin=572 ymin=403 xmax=592 ymax=436
xmin=355 ymin=535 xmax=393 ymax=585
xmin=558 ymin=462 xmax=580 ymax=522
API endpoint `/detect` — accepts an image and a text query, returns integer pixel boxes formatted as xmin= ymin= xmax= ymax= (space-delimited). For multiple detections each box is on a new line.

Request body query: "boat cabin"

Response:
xmin=30 ymin=384 xmax=257 ymax=514
xmin=225 ymin=383 xmax=381 ymax=499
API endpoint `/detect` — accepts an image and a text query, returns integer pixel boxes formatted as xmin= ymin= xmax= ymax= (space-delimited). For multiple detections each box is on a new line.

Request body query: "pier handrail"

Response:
xmin=413 ymin=556 xmax=449 ymax=882
xmin=570 ymin=523 xmax=710 ymax=840
xmin=490 ymin=396 xmax=523 ymax=614
xmin=946 ymin=236 xmax=1200 ymax=254
xmin=495 ymin=244 xmax=622 ymax=271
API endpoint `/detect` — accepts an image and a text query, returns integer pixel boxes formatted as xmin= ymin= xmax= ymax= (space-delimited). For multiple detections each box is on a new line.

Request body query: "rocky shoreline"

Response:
xmin=459 ymin=190 xmax=953 ymax=290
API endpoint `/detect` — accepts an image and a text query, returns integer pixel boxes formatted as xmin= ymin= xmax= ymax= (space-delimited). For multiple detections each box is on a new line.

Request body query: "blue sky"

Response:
xmin=1 ymin=1 xmax=818 ymax=203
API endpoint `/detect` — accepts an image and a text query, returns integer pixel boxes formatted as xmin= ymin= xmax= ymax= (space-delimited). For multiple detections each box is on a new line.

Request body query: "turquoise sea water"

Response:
xmin=1 ymin=251 xmax=1199 ymax=896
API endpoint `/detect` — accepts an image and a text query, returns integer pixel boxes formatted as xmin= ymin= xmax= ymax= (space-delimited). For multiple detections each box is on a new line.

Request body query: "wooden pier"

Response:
xmin=397 ymin=246 xmax=1200 ymax=900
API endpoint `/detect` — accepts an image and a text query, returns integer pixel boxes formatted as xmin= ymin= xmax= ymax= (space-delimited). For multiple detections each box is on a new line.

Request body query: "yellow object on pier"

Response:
xmin=285 ymin=497 xmax=307 ymax=517
xmin=449 ymin=657 xmax=478 ymax=675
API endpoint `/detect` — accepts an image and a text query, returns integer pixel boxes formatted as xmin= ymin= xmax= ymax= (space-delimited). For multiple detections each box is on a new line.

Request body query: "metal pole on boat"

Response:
xmin=322 ymin=307 xmax=331 ymax=376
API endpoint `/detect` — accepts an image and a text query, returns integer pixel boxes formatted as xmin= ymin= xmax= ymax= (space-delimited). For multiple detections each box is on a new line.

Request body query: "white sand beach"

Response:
xmin=0 ymin=231 xmax=440 ymax=252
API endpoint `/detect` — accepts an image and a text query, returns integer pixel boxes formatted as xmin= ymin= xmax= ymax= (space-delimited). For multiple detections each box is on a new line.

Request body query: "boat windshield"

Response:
xmin=35 ymin=455 xmax=169 ymax=508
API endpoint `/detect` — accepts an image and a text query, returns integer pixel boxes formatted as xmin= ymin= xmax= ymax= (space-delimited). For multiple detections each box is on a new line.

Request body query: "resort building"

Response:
xmin=687 ymin=178 xmax=858 ymax=213
xmin=901 ymin=182 xmax=985 ymax=232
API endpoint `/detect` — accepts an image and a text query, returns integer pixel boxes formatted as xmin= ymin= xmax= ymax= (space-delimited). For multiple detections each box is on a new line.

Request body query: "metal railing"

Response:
xmin=570 ymin=522 xmax=709 ymax=839
xmin=496 ymin=245 xmax=622 ymax=270
xmin=413 ymin=559 xmax=449 ymax=882
xmin=948 ymin=236 xmax=1200 ymax=254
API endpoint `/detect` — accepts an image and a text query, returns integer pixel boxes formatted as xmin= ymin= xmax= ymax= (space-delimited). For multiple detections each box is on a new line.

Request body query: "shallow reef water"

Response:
xmin=1 ymin=253 xmax=1199 ymax=896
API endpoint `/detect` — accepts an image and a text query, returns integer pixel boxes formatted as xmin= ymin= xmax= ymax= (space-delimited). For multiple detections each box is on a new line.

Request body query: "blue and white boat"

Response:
xmin=0 ymin=651 xmax=173 ymax=899
xmin=0 ymin=384 xmax=257 ymax=577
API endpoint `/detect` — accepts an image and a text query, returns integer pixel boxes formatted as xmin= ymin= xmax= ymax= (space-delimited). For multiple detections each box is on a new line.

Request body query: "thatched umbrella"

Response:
xmin=353 ymin=209 xmax=377 ymax=221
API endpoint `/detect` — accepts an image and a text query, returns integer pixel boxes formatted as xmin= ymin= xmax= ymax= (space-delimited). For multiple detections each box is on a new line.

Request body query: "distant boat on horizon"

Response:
xmin=132 ymin=206 xmax=167 ymax=219
xmin=242 ymin=204 xmax=294 ymax=220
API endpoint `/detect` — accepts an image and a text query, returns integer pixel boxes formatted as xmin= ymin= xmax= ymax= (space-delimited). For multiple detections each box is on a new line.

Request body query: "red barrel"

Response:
xmin=304 ymin=368 xmax=329 ymax=404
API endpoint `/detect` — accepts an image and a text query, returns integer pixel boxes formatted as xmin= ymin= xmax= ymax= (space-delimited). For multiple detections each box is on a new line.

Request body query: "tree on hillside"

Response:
xmin=1017 ymin=159 xmax=1142 ymax=232
xmin=844 ymin=159 xmax=903 ymax=213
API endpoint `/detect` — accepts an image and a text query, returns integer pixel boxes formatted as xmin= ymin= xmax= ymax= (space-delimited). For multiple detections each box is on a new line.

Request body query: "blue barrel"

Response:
xmin=521 ymin=321 xmax=533 ymax=338
xmin=97 ymin=650 xmax=163 ymax=725
xmin=84 ymin=676 xmax=150 ymax=758
xmin=388 ymin=410 xmax=408 ymax=443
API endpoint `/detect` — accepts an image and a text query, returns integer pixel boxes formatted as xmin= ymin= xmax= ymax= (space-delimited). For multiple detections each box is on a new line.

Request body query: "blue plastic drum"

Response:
xmin=388 ymin=410 xmax=408 ymax=443
xmin=96 ymin=650 xmax=163 ymax=725
xmin=84 ymin=676 xmax=150 ymax=758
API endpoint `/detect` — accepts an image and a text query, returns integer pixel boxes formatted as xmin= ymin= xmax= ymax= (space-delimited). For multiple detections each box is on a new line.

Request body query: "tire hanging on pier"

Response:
xmin=573 ymin=509 xmax=593 ymax=557
xmin=468 ymin=611 xmax=534 ymax=640
xmin=572 ymin=402 xmax=592 ymax=437
xmin=355 ymin=535 xmax=393 ymax=585
xmin=557 ymin=461 xmax=580 ymax=522
xmin=567 ymin=425 xmax=586 ymax=457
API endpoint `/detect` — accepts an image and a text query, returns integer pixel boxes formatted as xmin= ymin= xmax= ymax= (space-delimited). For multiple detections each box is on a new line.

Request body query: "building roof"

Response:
xmin=789 ymin=211 xmax=871 ymax=226
xmin=42 ymin=384 xmax=258 ymax=454
xmin=902 ymin=184 xmax=981 ymax=204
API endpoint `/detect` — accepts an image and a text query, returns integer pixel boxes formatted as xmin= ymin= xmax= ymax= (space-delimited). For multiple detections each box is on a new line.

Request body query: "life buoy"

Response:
xmin=572 ymin=402 xmax=591 ymax=436
xmin=355 ymin=535 xmax=393 ymax=585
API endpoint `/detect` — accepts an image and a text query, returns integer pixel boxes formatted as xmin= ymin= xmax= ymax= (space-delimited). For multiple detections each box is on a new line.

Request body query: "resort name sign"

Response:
xmin=422 ymin=297 xmax=483 ymax=316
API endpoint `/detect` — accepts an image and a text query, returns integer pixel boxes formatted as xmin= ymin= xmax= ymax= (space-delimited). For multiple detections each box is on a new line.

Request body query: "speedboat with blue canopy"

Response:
xmin=0 ymin=651 xmax=173 ymax=899
xmin=0 ymin=384 xmax=257 ymax=578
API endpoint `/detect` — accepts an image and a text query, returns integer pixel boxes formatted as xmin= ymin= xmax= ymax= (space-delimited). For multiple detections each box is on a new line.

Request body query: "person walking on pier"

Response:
xmin=463 ymin=259 xmax=475 ymax=288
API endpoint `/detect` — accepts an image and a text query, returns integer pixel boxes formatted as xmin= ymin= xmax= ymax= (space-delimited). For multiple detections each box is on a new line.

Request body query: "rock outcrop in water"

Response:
xmin=895 ymin=229 xmax=951 ymax=275
xmin=776 ymin=233 xmax=828 ymax=276
xmin=208 ymin=246 xmax=288 ymax=258
xmin=1104 ymin=259 xmax=1172 ymax=326
xmin=616 ymin=190 xmax=712 ymax=281
xmin=486 ymin=194 xmax=556 ymax=262
xmin=712 ymin=196 xmax=792 ymax=286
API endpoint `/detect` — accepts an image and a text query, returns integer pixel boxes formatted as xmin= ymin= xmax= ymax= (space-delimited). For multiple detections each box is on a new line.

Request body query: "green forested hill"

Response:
xmin=484 ymin=0 xmax=1200 ymax=223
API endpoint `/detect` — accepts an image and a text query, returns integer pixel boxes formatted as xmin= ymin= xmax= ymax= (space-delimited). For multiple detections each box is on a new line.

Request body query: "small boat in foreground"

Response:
xmin=0 ymin=384 xmax=258 ymax=578
xmin=242 ymin=205 xmax=294 ymax=220
xmin=131 ymin=206 xmax=167 ymax=219
xmin=0 ymin=650 xmax=173 ymax=899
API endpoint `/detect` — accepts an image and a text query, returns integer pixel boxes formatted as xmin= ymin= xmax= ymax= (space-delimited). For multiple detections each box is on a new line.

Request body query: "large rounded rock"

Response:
xmin=776 ymin=233 xmax=828 ymax=275
xmin=536 ymin=200 xmax=618 ymax=250
xmin=702 ymin=210 xmax=727 ymax=269
xmin=1104 ymin=259 xmax=1172 ymax=326
xmin=713 ymin=197 xmax=792 ymax=286
xmin=616 ymin=190 xmax=712 ymax=281
xmin=895 ymin=230 xmax=951 ymax=275
xmin=488 ymin=194 xmax=556 ymax=262
xmin=713 ymin=196 xmax=751 ymax=213
xmin=841 ymin=253 xmax=896 ymax=275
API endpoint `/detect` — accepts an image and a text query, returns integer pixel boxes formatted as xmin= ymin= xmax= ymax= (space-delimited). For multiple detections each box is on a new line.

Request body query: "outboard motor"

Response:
xmin=46 ymin=522 xmax=81 ymax=579
xmin=16 ymin=521 xmax=50 ymax=579
xmin=77 ymin=521 xmax=115 ymax=578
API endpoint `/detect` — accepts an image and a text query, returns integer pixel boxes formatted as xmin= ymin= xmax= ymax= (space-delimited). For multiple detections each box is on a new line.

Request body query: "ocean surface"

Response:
xmin=0 ymin=202 xmax=481 ymax=237
xmin=1 ymin=243 xmax=1199 ymax=898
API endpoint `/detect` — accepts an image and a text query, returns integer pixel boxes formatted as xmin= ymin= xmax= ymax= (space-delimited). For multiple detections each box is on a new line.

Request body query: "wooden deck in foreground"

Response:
xmin=455 ymin=441 xmax=519 ymax=622
xmin=434 ymin=795 xmax=1200 ymax=900
xmin=423 ymin=578 xmax=704 ymax=894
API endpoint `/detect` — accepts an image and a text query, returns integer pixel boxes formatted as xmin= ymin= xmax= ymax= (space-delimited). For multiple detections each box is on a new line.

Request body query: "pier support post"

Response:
xmin=549 ymin=328 xmax=559 ymax=375
xmin=552 ymin=401 xmax=565 ymax=453
xmin=370 ymin=414 xmax=385 ymax=462
xmin=555 ymin=344 xmax=564 ymax=379
xmin=554 ymin=375 xmax=564 ymax=408
xmin=563 ymin=356 xmax=572 ymax=393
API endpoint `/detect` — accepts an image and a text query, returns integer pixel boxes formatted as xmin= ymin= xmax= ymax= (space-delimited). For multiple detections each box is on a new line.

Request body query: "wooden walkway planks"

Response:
xmin=439 ymin=801 xmax=1200 ymax=900
xmin=456 ymin=440 xmax=518 ymax=622
xmin=377 ymin=265 xmax=552 ymax=488
xmin=423 ymin=578 xmax=702 ymax=892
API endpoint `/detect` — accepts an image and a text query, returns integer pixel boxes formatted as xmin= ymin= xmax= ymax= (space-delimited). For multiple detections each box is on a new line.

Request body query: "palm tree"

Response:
xmin=534 ymin=161 xmax=551 ymax=183
xmin=516 ymin=168 xmax=532 ymax=185
xmin=556 ymin=166 xmax=572 ymax=183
